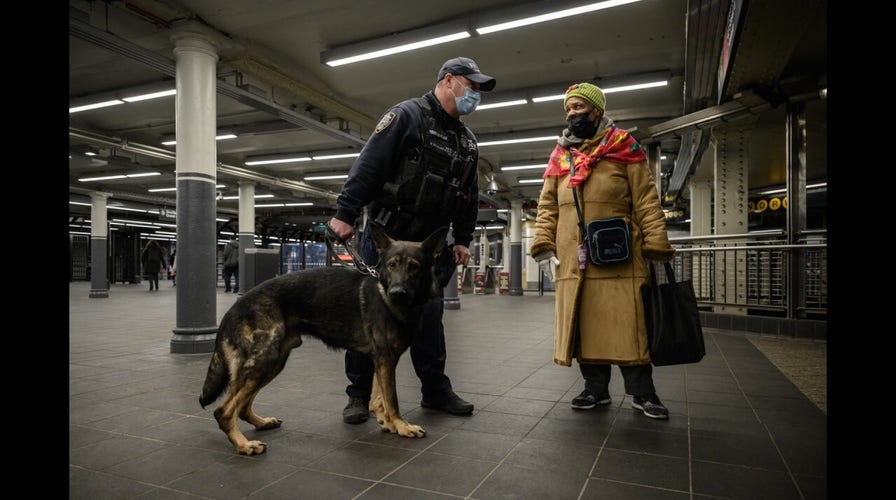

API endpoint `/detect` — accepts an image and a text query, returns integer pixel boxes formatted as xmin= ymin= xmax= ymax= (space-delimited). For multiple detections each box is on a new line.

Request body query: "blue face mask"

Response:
xmin=454 ymin=86 xmax=481 ymax=115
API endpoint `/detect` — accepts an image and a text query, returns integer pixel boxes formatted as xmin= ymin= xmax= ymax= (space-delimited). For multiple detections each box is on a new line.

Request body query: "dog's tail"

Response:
xmin=199 ymin=346 xmax=229 ymax=409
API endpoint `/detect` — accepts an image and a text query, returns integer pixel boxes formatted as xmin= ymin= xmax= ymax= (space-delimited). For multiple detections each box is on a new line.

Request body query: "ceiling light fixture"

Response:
xmin=304 ymin=174 xmax=349 ymax=181
xmin=69 ymin=100 xmax=124 ymax=113
xmin=476 ymin=0 xmax=643 ymax=35
xmin=476 ymin=99 xmax=529 ymax=110
xmin=122 ymin=88 xmax=176 ymax=102
xmin=501 ymin=163 xmax=546 ymax=171
xmin=518 ymin=178 xmax=545 ymax=184
xmin=310 ymin=153 xmax=360 ymax=160
xmin=323 ymin=31 xmax=471 ymax=67
xmin=161 ymin=133 xmax=238 ymax=146
xmin=321 ymin=1 xmax=643 ymax=66
xmin=532 ymin=79 xmax=667 ymax=103
xmin=78 ymin=172 xmax=161 ymax=182
xmin=756 ymin=182 xmax=827 ymax=196
xmin=245 ymin=155 xmax=312 ymax=166
xmin=479 ymin=135 xmax=557 ymax=147
xmin=222 ymin=194 xmax=275 ymax=200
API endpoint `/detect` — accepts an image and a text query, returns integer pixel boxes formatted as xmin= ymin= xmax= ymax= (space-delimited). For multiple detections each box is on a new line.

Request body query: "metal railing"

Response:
xmin=668 ymin=229 xmax=827 ymax=319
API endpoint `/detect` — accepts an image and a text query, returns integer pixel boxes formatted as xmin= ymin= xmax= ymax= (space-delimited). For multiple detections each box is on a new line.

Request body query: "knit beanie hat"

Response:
xmin=563 ymin=82 xmax=605 ymax=111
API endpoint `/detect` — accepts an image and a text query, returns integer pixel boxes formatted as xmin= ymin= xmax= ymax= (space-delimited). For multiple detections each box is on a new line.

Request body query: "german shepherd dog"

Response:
xmin=199 ymin=224 xmax=448 ymax=455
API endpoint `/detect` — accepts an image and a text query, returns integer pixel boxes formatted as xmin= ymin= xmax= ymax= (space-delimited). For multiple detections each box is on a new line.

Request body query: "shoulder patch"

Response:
xmin=374 ymin=112 xmax=397 ymax=134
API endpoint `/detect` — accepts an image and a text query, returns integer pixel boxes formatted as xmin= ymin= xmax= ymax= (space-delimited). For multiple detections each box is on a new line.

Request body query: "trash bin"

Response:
xmin=244 ymin=248 xmax=279 ymax=290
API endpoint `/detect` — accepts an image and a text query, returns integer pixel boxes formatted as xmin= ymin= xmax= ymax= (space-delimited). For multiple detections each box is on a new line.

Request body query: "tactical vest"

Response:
xmin=370 ymin=97 xmax=477 ymax=240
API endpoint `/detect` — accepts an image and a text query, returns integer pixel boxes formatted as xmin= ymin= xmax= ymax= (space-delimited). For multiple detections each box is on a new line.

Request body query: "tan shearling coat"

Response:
xmin=530 ymin=128 xmax=674 ymax=367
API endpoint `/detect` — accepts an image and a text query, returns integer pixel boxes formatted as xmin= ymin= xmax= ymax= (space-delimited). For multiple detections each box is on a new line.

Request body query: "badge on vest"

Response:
xmin=375 ymin=112 xmax=396 ymax=134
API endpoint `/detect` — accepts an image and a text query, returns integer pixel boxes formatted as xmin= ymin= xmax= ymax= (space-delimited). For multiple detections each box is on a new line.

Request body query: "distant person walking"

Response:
xmin=223 ymin=236 xmax=239 ymax=293
xmin=141 ymin=239 xmax=167 ymax=291
xmin=169 ymin=249 xmax=177 ymax=287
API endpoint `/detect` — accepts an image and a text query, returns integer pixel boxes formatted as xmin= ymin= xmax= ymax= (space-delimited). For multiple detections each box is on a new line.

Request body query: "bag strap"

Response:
xmin=571 ymin=181 xmax=587 ymax=241
xmin=663 ymin=262 xmax=677 ymax=283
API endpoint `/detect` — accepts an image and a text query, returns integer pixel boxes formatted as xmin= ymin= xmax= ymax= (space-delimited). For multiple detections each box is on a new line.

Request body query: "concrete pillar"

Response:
xmin=169 ymin=24 xmax=220 ymax=354
xmin=89 ymin=191 xmax=111 ymax=298
xmin=509 ymin=199 xmax=524 ymax=296
xmin=237 ymin=180 xmax=256 ymax=295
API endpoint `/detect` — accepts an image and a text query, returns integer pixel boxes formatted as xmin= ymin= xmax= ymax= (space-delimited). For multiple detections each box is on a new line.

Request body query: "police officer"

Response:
xmin=327 ymin=56 xmax=496 ymax=424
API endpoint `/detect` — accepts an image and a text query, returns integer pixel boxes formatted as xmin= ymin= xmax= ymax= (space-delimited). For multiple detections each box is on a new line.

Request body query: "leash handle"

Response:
xmin=325 ymin=222 xmax=348 ymax=244
xmin=324 ymin=222 xmax=378 ymax=277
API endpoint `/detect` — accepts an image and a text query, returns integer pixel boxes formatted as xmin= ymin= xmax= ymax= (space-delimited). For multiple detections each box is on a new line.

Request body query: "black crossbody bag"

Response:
xmin=571 ymin=175 xmax=632 ymax=267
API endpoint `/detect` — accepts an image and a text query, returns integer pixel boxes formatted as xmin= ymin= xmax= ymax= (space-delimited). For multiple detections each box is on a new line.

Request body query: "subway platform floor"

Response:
xmin=70 ymin=280 xmax=827 ymax=499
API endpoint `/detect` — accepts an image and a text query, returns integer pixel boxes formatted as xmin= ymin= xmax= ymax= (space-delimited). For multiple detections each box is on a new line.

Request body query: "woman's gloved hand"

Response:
xmin=535 ymin=251 xmax=560 ymax=282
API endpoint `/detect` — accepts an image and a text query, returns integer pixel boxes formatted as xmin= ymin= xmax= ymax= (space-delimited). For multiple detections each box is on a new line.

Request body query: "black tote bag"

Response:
xmin=642 ymin=262 xmax=706 ymax=366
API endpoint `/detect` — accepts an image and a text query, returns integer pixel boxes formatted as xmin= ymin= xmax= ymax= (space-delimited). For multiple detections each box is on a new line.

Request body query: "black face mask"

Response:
xmin=568 ymin=113 xmax=598 ymax=139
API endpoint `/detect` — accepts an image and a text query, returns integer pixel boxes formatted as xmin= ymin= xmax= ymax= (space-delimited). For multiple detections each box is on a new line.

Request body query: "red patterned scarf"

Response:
xmin=543 ymin=127 xmax=646 ymax=187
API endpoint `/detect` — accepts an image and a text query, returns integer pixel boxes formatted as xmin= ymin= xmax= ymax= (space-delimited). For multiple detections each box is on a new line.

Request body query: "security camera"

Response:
xmin=485 ymin=175 xmax=499 ymax=195
xmin=216 ymin=191 xmax=223 ymax=201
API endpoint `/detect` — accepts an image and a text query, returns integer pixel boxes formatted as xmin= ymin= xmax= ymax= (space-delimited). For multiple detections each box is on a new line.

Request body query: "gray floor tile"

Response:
xmin=69 ymin=283 xmax=826 ymax=499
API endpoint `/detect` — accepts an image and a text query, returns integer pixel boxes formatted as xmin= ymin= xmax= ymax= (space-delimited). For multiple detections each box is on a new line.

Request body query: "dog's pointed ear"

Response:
xmin=368 ymin=223 xmax=395 ymax=254
xmin=423 ymin=226 xmax=449 ymax=258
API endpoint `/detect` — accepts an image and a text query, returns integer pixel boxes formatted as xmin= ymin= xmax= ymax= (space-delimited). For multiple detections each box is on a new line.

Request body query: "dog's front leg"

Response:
xmin=373 ymin=362 xmax=425 ymax=438
xmin=370 ymin=373 xmax=385 ymax=423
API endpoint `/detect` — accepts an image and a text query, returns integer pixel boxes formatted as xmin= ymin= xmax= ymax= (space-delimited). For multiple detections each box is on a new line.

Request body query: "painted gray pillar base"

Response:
xmin=509 ymin=242 xmax=524 ymax=296
xmin=170 ymin=327 xmax=217 ymax=354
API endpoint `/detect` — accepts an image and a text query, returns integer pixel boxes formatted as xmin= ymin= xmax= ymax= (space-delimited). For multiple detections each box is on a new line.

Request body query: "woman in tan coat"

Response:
xmin=530 ymin=83 xmax=675 ymax=419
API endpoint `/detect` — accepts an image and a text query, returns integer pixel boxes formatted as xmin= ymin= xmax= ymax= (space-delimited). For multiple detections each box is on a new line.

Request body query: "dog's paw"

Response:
xmin=237 ymin=440 xmax=267 ymax=455
xmin=256 ymin=417 xmax=282 ymax=430
xmin=399 ymin=423 xmax=426 ymax=438
xmin=394 ymin=420 xmax=426 ymax=438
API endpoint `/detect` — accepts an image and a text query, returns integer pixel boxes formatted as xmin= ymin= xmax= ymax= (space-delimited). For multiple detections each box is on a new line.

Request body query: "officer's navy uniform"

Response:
xmin=334 ymin=90 xmax=480 ymax=405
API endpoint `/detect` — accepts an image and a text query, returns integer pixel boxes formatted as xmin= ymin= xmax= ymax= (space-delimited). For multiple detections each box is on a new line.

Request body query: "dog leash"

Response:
xmin=324 ymin=223 xmax=378 ymax=277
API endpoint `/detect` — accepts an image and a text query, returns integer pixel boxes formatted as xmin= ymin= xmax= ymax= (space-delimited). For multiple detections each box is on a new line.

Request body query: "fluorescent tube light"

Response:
xmin=69 ymin=100 xmax=124 ymax=113
xmin=245 ymin=156 xmax=312 ymax=166
xmin=532 ymin=80 xmax=667 ymax=102
xmin=479 ymin=136 xmax=557 ymax=147
xmin=162 ymin=134 xmax=238 ymax=146
xmin=107 ymin=206 xmax=150 ymax=213
xmin=69 ymin=201 xmax=92 ymax=207
xmin=757 ymin=182 xmax=827 ymax=195
xmin=222 ymin=194 xmax=274 ymax=200
xmin=476 ymin=0 xmax=643 ymax=35
xmin=122 ymin=89 xmax=176 ymax=102
xmin=305 ymin=174 xmax=349 ymax=181
xmin=501 ymin=163 xmax=546 ymax=171
xmin=285 ymin=202 xmax=314 ymax=206
xmin=326 ymin=31 xmax=471 ymax=67
xmin=79 ymin=172 xmax=161 ymax=182
xmin=310 ymin=153 xmax=360 ymax=160
xmin=518 ymin=178 xmax=545 ymax=184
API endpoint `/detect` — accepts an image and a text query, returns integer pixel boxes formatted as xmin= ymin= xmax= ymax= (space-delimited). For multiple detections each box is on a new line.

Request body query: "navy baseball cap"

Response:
xmin=437 ymin=57 xmax=496 ymax=91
